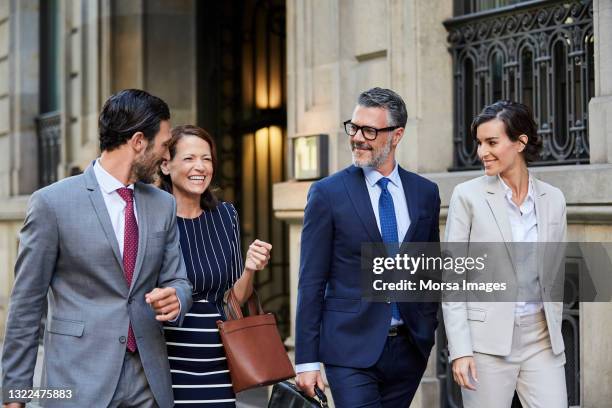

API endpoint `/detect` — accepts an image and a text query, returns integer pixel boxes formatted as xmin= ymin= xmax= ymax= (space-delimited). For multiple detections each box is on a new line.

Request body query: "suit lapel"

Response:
xmin=343 ymin=166 xmax=382 ymax=242
xmin=484 ymin=176 xmax=518 ymax=272
xmin=533 ymin=179 xmax=549 ymax=243
xmin=533 ymin=179 xmax=549 ymax=283
xmin=398 ymin=167 xmax=419 ymax=243
xmin=484 ymin=176 xmax=514 ymax=242
xmin=130 ymin=183 xmax=149 ymax=294
xmin=84 ymin=165 xmax=125 ymax=274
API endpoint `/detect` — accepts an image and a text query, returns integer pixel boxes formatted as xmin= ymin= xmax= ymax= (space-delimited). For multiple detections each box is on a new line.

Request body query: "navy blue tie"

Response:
xmin=377 ymin=177 xmax=402 ymax=323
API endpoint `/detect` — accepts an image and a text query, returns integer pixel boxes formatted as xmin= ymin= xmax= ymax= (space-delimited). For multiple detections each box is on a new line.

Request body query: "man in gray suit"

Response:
xmin=1 ymin=89 xmax=193 ymax=408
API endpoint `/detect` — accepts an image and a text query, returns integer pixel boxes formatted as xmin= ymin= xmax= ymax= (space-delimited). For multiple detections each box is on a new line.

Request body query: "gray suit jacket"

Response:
xmin=442 ymin=175 xmax=566 ymax=361
xmin=1 ymin=165 xmax=193 ymax=407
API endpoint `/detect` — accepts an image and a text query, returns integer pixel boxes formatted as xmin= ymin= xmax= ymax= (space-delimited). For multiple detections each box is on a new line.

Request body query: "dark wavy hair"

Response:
xmin=99 ymin=89 xmax=170 ymax=152
xmin=159 ymin=125 xmax=219 ymax=211
xmin=471 ymin=100 xmax=543 ymax=164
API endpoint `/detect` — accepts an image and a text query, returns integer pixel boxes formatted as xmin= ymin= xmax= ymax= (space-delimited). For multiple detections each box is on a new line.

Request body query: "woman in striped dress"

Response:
xmin=159 ymin=124 xmax=272 ymax=407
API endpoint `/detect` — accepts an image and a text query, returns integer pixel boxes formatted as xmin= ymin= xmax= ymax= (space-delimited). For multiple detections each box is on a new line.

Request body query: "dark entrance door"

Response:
xmin=196 ymin=0 xmax=290 ymax=338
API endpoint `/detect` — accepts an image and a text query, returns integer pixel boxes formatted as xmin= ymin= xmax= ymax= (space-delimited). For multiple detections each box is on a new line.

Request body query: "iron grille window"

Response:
xmin=445 ymin=0 xmax=594 ymax=170
xmin=38 ymin=0 xmax=62 ymax=187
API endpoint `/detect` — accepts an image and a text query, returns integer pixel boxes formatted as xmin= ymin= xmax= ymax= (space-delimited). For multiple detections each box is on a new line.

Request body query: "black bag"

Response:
xmin=268 ymin=381 xmax=328 ymax=408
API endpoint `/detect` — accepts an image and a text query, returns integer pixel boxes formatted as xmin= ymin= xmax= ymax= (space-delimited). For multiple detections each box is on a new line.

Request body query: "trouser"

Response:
xmin=108 ymin=351 xmax=159 ymax=408
xmin=325 ymin=326 xmax=428 ymax=408
xmin=462 ymin=311 xmax=567 ymax=408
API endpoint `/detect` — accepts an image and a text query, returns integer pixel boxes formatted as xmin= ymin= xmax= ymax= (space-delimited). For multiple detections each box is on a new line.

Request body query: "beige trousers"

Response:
xmin=462 ymin=311 xmax=567 ymax=408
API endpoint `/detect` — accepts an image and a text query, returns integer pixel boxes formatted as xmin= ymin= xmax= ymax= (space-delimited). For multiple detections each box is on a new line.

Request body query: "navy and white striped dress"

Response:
xmin=165 ymin=202 xmax=244 ymax=406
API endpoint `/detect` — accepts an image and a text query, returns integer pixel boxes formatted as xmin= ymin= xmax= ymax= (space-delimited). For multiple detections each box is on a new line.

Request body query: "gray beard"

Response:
xmin=351 ymin=137 xmax=393 ymax=169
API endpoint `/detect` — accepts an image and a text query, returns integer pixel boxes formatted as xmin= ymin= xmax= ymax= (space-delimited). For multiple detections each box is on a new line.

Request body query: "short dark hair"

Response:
xmin=357 ymin=87 xmax=408 ymax=128
xmin=471 ymin=100 xmax=542 ymax=163
xmin=159 ymin=125 xmax=219 ymax=211
xmin=99 ymin=89 xmax=171 ymax=151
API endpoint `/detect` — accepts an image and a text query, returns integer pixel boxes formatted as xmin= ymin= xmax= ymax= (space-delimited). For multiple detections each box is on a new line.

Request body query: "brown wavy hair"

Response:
xmin=159 ymin=125 xmax=219 ymax=211
xmin=471 ymin=100 xmax=543 ymax=164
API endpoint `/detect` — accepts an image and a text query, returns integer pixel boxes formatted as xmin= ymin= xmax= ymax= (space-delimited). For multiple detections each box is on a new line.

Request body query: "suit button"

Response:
xmin=119 ymin=336 xmax=126 ymax=344
xmin=128 ymin=298 xmax=133 ymax=304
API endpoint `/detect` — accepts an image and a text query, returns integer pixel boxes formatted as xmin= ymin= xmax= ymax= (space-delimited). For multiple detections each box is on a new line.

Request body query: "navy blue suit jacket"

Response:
xmin=295 ymin=165 xmax=441 ymax=369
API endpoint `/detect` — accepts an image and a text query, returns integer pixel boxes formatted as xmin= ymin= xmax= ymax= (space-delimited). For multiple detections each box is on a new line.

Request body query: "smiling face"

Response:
xmin=161 ymin=135 xmax=213 ymax=198
xmin=476 ymin=118 xmax=527 ymax=176
xmin=350 ymin=105 xmax=402 ymax=170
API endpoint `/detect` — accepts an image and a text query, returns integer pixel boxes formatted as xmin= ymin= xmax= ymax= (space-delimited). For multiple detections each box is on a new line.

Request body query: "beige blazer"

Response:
xmin=442 ymin=175 xmax=567 ymax=361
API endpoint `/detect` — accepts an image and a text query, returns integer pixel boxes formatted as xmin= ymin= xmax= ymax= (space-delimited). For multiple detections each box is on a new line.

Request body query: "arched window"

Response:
xmin=445 ymin=0 xmax=593 ymax=170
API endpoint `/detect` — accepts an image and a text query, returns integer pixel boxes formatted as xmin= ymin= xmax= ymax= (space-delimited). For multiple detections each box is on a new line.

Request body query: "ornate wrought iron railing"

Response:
xmin=36 ymin=111 xmax=61 ymax=188
xmin=445 ymin=0 xmax=594 ymax=170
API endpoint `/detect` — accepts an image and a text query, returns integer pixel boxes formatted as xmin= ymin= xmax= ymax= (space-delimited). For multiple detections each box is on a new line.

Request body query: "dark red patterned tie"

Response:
xmin=116 ymin=187 xmax=138 ymax=352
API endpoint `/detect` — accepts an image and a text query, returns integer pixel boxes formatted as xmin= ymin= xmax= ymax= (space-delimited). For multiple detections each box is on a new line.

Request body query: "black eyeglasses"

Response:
xmin=343 ymin=120 xmax=401 ymax=141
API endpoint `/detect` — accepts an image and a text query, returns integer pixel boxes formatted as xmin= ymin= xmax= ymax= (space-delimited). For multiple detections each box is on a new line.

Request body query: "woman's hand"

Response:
xmin=452 ymin=356 xmax=478 ymax=390
xmin=244 ymin=239 xmax=272 ymax=272
xmin=232 ymin=239 xmax=272 ymax=304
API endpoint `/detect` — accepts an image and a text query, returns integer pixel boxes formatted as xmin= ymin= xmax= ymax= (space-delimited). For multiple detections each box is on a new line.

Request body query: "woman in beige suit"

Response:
xmin=442 ymin=101 xmax=567 ymax=407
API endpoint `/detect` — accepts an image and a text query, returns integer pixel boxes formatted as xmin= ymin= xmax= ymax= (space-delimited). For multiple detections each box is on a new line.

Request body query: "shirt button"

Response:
xmin=119 ymin=336 xmax=126 ymax=344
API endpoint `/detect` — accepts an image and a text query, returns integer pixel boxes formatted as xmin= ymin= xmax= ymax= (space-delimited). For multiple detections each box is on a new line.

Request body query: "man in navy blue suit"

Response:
xmin=295 ymin=87 xmax=441 ymax=407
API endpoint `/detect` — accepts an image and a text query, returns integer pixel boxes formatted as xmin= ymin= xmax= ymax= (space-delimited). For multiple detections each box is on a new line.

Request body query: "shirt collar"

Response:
xmin=363 ymin=162 xmax=401 ymax=188
xmin=498 ymin=173 xmax=534 ymax=203
xmin=93 ymin=158 xmax=134 ymax=194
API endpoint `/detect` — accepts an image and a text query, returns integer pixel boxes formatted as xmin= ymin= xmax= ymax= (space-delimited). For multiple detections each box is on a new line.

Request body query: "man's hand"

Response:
xmin=452 ymin=356 xmax=478 ymax=390
xmin=145 ymin=287 xmax=179 ymax=321
xmin=295 ymin=370 xmax=325 ymax=398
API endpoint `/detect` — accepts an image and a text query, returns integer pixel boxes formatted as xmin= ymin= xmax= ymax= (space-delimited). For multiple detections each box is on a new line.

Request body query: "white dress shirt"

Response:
xmin=296 ymin=163 xmax=411 ymax=373
xmin=93 ymin=159 xmax=138 ymax=256
xmin=498 ymin=175 xmax=543 ymax=316
xmin=93 ymin=159 xmax=180 ymax=321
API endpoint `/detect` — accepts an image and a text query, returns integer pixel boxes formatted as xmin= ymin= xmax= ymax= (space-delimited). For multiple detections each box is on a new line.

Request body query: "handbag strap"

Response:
xmin=225 ymin=288 xmax=264 ymax=321
xmin=246 ymin=291 xmax=264 ymax=315
xmin=225 ymin=289 xmax=242 ymax=320
xmin=314 ymin=386 xmax=328 ymax=407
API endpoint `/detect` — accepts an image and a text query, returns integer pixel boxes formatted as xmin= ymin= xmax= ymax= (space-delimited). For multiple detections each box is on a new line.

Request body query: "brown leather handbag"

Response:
xmin=216 ymin=288 xmax=295 ymax=393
